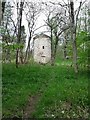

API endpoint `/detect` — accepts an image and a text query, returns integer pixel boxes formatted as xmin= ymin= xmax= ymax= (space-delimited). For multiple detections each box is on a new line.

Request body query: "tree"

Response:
xmin=44 ymin=2 xmax=70 ymax=65
xmin=76 ymin=1 xmax=90 ymax=68
xmin=1 ymin=2 xmax=14 ymax=63
xmin=0 ymin=1 xmax=2 ymax=25
xmin=48 ymin=0 xmax=86 ymax=72
xmin=63 ymin=31 xmax=68 ymax=59
xmin=0 ymin=1 xmax=6 ymax=25
xmin=16 ymin=1 xmax=24 ymax=68
xmin=69 ymin=0 xmax=83 ymax=73
xmin=24 ymin=2 xmax=41 ymax=63
xmin=19 ymin=25 xmax=26 ymax=64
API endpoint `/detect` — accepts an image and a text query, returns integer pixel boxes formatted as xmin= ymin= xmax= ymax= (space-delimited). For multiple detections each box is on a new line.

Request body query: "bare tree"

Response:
xmin=69 ymin=0 xmax=83 ymax=73
xmin=16 ymin=1 xmax=24 ymax=68
xmin=1 ymin=2 xmax=14 ymax=63
xmin=0 ymin=1 xmax=2 ymax=25
xmin=0 ymin=1 xmax=6 ymax=25
xmin=24 ymin=2 xmax=41 ymax=63
xmin=44 ymin=2 xmax=70 ymax=65
xmin=48 ymin=1 xmax=86 ymax=72
xmin=63 ymin=31 xmax=68 ymax=59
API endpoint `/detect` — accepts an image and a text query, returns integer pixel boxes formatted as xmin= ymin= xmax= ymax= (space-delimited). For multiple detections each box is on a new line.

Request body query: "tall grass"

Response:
xmin=2 ymin=63 xmax=88 ymax=118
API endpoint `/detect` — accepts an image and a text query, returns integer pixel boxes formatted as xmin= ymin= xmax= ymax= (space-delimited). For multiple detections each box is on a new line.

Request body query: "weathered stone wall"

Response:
xmin=33 ymin=36 xmax=51 ymax=64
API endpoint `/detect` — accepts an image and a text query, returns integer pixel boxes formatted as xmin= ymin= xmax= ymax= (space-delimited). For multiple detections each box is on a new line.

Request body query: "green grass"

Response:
xmin=2 ymin=63 xmax=89 ymax=118
xmin=32 ymin=67 xmax=88 ymax=118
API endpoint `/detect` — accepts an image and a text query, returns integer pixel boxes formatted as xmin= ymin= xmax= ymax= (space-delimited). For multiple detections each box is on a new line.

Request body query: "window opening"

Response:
xmin=42 ymin=46 xmax=44 ymax=49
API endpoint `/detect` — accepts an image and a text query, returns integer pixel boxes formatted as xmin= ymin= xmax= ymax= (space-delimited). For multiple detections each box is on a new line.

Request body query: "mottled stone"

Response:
xmin=33 ymin=34 xmax=51 ymax=64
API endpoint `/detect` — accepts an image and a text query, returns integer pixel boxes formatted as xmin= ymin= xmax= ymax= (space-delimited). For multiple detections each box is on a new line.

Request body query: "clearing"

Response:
xmin=2 ymin=63 xmax=89 ymax=119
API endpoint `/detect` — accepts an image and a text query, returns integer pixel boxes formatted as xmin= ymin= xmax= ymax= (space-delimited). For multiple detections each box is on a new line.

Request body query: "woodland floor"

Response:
xmin=2 ymin=62 xmax=89 ymax=119
xmin=23 ymin=93 xmax=41 ymax=119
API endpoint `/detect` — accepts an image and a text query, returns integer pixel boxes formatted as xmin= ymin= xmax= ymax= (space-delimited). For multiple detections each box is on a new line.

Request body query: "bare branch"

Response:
xmin=58 ymin=25 xmax=70 ymax=36
xmin=33 ymin=24 xmax=47 ymax=32
xmin=75 ymin=0 xmax=86 ymax=28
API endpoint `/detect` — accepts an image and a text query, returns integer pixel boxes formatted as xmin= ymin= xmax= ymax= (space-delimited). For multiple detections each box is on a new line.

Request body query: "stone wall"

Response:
xmin=33 ymin=35 xmax=51 ymax=64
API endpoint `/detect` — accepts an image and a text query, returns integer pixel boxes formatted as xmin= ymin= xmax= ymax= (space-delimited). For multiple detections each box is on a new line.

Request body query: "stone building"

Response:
xmin=33 ymin=33 xmax=51 ymax=64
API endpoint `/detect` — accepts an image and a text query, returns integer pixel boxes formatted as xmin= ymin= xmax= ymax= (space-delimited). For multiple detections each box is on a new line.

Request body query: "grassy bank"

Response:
xmin=2 ymin=63 xmax=89 ymax=118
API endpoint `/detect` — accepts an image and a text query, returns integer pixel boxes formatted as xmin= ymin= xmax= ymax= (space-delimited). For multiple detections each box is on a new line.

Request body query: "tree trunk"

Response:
xmin=24 ymin=35 xmax=31 ymax=63
xmin=0 ymin=1 xmax=2 ymax=25
xmin=72 ymin=30 xmax=78 ymax=73
xmin=63 ymin=33 xmax=67 ymax=60
xmin=53 ymin=35 xmax=58 ymax=64
xmin=84 ymin=4 xmax=87 ymax=32
xmin=16 ymin=2 xmax=24 ymax=68
xmin=16 ymin=50 xmax=19 ymax=68
xmin=0 ymin=2 xmax=6 ymax=25
xmin=70 ymin=0 xmax=78 ymax=73
xmin=51 ymin=28 xmax=54 ymax=65
xmin=6 ymin=48 xmax=11 ymax=63
xmin=20 ymin=49 xmax=24 ymax=64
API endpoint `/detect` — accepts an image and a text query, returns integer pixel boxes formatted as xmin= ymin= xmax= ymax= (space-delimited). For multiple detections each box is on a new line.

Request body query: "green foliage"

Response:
xmin=65 ymin=40 xmax=73 ymax=57
xmin=0 ymin=26 xmax=7 ymax=35
xmin=2 ymin=64 xmax=88 ymax=118
xmin=32 ymin=66 xmax=88 ymax=118
xmin=2 ymin=43 xmax=24 ymax=50
xmin=77 ymin=31 xmax=89 ymax=44
xmin=76 ymin=31 xmax=90 ymax=66
xmin=2 ymin=64 xmax=52 ymax=117
xmin=1 ymin=2 xmax=26 ymax=63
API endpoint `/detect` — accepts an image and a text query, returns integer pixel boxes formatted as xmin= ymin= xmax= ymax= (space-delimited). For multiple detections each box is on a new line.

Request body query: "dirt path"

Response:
xmin=23 ymin=93 xmax=41 ymax=119
xmin=22 ymin=83 xmax=50 ymax=119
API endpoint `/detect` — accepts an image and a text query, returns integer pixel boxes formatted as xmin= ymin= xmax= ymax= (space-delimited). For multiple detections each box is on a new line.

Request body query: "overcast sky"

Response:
xmin=10 ymin=0 xmax=88 ymax=32
xmin=6 ymin=0 xmax=89 ymax=48
xmin=7 ymin=0 xmax=89 ymax=34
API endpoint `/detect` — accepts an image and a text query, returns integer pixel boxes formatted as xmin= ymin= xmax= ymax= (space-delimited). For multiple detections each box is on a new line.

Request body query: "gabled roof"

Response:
xmin=33 ymin=33 xmax=50 ymax=40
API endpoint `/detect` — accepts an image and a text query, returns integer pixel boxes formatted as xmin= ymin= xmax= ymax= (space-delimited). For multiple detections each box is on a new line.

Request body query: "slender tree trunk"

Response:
xmin=84 ymin=4 xmax=87 ymax=32
xmin=6 ymin=48 xmax=11 ymax=63
xmin=0 ymin=1 xmax=2 ymax=25
xmin=16 ymin=2 xmax=24 ymax=68
xmin=70 ymin=0 xmax=78 ymax=73
xmin=88 ymin=3 xmax=90 ymax=32
xmin=16 ymin=3 xmax=19 ymax=68
xmin=20 ymin=49 xmax=24 ymax=64
xmin=63 ymin=33 xmax=67 ymax=60
xmin=24 ymin=35 xmax=31 ymax=63
xmin=72 ymin=29 xmax=78 ymax=73
xmin=53 ymin=35 xmax=58 ymax=64
xmin=0 ymin=2 xmax=6 ymax=25
xmin=51 ymin=28 xmax=54 ymax=65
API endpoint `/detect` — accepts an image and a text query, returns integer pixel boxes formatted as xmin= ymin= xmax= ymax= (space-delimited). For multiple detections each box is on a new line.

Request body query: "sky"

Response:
xmin=7 ymin=0 xmax=89 ymax=32
xmin=10 ymin=0 xmax=88 ymax=32
xmin=5 ymin=0 xmax=89 ymax=48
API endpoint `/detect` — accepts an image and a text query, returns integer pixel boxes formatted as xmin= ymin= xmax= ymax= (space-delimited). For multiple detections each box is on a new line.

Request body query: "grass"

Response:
xmin=2 ymin=62 xmax=89 ymax=118
xmin=32 ymin=67 xmax=88 ymax=118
